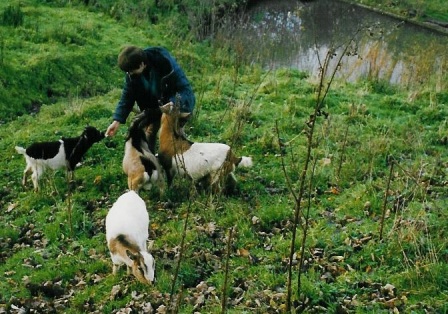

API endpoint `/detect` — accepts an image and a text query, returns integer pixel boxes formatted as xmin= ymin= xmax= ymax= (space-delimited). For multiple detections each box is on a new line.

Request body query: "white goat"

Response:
xmin=15 ymin=126 xmax=104 ymax=192
xmin=158 ymin=102 xmax=253 ymax=192
xmin=123 ymin=110 xmax=165 ymax=194
xmin=105 ymin=190 xmax=155 ymax=284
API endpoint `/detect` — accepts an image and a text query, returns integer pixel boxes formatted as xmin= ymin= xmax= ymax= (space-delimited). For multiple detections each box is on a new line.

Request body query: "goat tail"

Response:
xmin=142 ymin=150 xmax=166 ymax=190
xmin=15 ymin=146 xmax=26 ymax=155
xmin=238 ymin=156 xmax=253 ymax=168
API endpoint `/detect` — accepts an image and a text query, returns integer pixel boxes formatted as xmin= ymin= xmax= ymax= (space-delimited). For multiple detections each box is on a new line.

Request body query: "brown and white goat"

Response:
xmin=122 ymin=110 xmax=165 ymax=193
xmin=158 ymin=102 xmax=253 ymax=192
xmin=15 ymin=126 xmax=104 ymax=192
xmin=106 ymin=190 xmax=155 ymax=284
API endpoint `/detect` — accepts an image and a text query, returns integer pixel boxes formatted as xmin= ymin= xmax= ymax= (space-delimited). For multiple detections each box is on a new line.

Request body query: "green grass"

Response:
xmin=348 ymin=0 xmax=448 ymax=25
xmin=0 ymin=0 xmax=447 ymax=313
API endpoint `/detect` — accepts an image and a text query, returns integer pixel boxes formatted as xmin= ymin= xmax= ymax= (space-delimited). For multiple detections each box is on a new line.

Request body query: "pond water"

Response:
xmin=217 ymin=0 xmax=447 ymax=90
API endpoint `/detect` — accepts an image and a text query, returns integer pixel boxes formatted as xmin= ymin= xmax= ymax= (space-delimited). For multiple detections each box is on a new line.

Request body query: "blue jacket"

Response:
xmin=112 ymin=47 xmax=195 ymax=124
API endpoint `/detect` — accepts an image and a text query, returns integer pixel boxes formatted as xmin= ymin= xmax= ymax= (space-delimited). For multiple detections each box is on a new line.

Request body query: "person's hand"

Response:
xmin=106 ymin=121 xmax=121 ymax=137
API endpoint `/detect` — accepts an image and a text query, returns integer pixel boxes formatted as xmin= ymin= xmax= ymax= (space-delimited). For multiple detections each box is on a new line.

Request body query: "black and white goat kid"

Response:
xmin=15 ymin=126 xmax=105 ymax=191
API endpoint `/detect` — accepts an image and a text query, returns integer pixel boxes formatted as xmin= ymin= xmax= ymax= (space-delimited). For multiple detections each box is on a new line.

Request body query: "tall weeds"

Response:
xmin=385 ymin=158 xmax=443 ymax=287
xmin=379 ymin=158 xmax=394 ymax=241
xmin=169 ymin=196 xmax=193 ymax=314
xmin=221 ymin=226 xmax=234 ymax=314
xmin=282 ymin=29 xmax=363 ymax=311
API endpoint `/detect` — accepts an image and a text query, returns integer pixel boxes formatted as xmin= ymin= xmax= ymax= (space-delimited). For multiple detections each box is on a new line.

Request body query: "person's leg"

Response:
xmin=145 ymin=114 xmax=161 ymax=153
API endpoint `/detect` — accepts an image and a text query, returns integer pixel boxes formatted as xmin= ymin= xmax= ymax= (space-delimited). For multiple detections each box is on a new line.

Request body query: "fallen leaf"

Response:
xmin=237 ymin=248 xmax=250 ymax=257
xmin=93 ymin=274 xmax=103 ymax=283
xmin=195 ymin=281 xmax=208 ymax=292
xmin=382 ymin=283 xmax=395 ymax=297
xmin=94 ymin=176 xmax=102 ymax=184
xmin=142 ymin=302 xmax=153 ymax=312
xmin=194 ymin=294 xmax=205 ymax=308
xmin=205 ymin=222 xmax=217 ymax=235
xmin=321 ymin=157 xmax=331 ymax=166
xmin=76 ymin=280 xmax=86 ymax=287
xmin=7 ymin=203 xmax=17 ymax=212
xmin=131 ymin=290 xmax=145 ymax=300
xmin=329 ymin=255 xmax=344 ymax=262
xmin=110 ymin=285 xmax=121 ymax=300
xmin=326 ymin=186 xmax=341 ymax=194
xmin=384 ymin=297 xmax=400 ymax=308
xmin=156 ymin=304 xmax=167 ymax=314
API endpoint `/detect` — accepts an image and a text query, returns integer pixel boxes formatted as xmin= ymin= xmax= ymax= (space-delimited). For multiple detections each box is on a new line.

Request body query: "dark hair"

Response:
xmin=118 ymin=46 xmax=145 ymax=72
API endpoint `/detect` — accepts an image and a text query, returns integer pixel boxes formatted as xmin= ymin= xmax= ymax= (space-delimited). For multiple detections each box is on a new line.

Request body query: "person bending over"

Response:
xmin=106 ymin=45 xmax=195 ymax=152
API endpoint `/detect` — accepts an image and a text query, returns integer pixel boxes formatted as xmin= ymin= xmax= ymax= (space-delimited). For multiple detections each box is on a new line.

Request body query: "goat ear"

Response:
xmin=159 ymin=103 xmax=170 ymax=113
xmin=126 ymin=249 xmax=139 ymax=261
xmin=180 ymin=112 xmax=190 ymax=119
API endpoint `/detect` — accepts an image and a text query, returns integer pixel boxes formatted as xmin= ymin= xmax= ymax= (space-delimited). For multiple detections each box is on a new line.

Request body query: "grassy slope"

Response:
xmin=1 ymin=1 xmax=447 ymax=313
xmin=0 ymin=0 xmax=179 ymax=121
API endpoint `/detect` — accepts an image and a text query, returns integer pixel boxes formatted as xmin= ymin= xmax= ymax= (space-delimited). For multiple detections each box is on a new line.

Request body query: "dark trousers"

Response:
xmin=145 ymin=117 xmax=161 ymax=153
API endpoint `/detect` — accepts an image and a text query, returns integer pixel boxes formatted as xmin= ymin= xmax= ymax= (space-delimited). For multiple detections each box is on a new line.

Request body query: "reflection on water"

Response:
xmin=218 ymin=0 xmax=447 ymax=90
